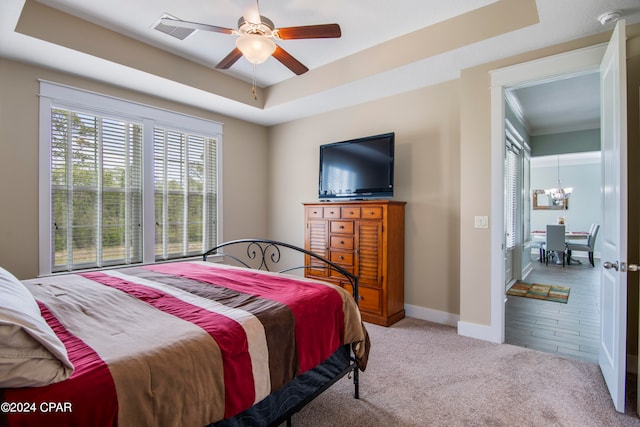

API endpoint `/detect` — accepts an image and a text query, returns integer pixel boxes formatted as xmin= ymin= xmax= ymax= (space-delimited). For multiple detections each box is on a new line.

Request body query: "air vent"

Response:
xmin=152 ymin=14 xmax=195 ymax=40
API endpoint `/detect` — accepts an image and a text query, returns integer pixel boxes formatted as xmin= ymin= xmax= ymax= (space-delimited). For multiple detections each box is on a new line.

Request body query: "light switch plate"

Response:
xmin=474 ymin=216 xmax=489 ymax=229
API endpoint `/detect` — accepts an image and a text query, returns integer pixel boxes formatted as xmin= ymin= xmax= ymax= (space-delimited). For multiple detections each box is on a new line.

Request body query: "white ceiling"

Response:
xmin=1 ymin=0 xmax=640 ymax=126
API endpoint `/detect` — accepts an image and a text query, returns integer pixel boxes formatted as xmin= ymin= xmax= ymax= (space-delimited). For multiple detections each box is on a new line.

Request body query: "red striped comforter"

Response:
xmin=1 ymin=261 xmax=367 ymax=427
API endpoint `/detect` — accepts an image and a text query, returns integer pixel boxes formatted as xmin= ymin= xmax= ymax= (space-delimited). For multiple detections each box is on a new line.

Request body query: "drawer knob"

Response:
xmin=340 ymin=240 xmax=344 ymax=244
xmin=340 ymin=225 xmax=344 ymax=229
xmin=339 ymin=256 xmax=344 ymax=260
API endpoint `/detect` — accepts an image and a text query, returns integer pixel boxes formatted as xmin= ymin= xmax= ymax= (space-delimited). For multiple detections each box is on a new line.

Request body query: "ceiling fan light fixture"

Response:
xmin=236 ymin=34 xmax=276 ymax=64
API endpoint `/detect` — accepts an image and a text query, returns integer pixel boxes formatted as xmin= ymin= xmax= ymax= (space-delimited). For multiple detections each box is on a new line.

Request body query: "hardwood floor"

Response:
xmin=505 ymin=254 xmax=600 ymax=363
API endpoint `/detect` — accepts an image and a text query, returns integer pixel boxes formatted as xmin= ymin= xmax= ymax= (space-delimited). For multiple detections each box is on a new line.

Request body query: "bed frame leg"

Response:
xmin=353 ymin=365 xmax=359 ymax=399
xmin=286 ymin=417 xmax=292 ymax=427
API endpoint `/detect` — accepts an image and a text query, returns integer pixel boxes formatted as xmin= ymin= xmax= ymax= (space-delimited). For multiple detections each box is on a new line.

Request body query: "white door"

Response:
xmin=599 ymin=20 xmax=627 ymax=413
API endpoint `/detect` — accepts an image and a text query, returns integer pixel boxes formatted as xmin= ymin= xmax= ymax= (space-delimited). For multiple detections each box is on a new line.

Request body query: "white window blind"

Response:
xmin=50 ymin=108 xmax=143 ymax=272
xmin=39 ymin=81 xmax=223 ymax=275
xmin=154 ymin=128 xmax=217 ymax=260
xmin=505 ymin=141 xmax=519 ymax=250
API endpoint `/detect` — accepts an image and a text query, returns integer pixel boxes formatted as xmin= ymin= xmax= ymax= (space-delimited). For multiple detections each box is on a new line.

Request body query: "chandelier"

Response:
xmin=544 ymin=156 xmax=573 ymax=204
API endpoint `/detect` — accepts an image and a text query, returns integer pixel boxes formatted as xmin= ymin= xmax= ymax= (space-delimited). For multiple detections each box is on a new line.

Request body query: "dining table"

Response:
xmin=531 ymin=230 xmax=589 ymax=240
xmin=531 ymin=229 xmax=590 ymax=264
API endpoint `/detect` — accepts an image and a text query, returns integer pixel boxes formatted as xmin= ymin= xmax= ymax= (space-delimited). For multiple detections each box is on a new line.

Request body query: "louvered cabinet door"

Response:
xmin=355 ymin=220 xmax=384 ymax=316
xmin=305 ymin=219 xmax=329 ymax=279
xmin=355 ymin=221 xmax=383 ymax=287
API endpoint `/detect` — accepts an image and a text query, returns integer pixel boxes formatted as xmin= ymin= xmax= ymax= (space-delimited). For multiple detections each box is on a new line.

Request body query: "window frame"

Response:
xmin=38 ymin=81 xmax=223 ymax=276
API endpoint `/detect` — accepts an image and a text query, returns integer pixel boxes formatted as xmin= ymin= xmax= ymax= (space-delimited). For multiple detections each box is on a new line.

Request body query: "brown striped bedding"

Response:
xmin=1 ymin=261 xmax=368 ymax=427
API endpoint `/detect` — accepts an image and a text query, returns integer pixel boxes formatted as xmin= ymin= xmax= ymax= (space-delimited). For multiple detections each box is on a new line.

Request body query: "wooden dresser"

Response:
xmin=303 ymin=200 xmax=406 ymax=326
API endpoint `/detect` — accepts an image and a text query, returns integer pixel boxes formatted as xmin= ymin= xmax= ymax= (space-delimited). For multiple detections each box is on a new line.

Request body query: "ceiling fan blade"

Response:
xmin=276 ymin=24 xmax=341 ymax=40
xmin=216 ymin=48 xmax=244 ymax=69
xmin=242 ymin=0 xmax=261 ymax=24
xmin=272 ymin=45 xmax=309 ymax=75
xmin=160 ymin=18 xmax=234 ymax=35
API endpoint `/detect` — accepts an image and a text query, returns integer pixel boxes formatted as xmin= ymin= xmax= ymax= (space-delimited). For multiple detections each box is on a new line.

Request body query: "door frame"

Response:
xmin=489 ymin=44 xmax=607 ymax=343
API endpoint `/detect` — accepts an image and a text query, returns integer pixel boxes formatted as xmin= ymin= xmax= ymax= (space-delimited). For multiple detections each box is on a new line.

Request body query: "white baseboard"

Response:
xmin=457 ymin=320 xmax=501 ymax=343
xmin=405 ymin=305 xmax=502 ymax=344
xmin=405 ymin=304 xmax=459 ymax=327
xmin=522 ymin=262 xmax=533 ymax=280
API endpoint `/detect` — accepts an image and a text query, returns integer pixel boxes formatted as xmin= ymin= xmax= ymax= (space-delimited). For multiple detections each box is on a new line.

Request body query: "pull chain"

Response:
xmin=252 ymin=64 xmax=258 ymax=101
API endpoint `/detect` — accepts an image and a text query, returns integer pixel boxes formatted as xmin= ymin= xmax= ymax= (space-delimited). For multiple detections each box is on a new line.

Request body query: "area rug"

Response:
xmin=507 ymin=282 xmax=570 ymax=303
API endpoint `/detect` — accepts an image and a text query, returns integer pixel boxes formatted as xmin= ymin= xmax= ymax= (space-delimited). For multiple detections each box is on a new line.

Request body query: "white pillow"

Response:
xmin=0 ymin=267 xmax=74 ymax=387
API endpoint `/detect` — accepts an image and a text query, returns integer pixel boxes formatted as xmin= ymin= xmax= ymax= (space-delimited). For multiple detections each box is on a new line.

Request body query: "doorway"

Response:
xmin=501 ymin=73 xmax=603 ymax=363
xmin=488 ymin=43 xmax=608 ymax=344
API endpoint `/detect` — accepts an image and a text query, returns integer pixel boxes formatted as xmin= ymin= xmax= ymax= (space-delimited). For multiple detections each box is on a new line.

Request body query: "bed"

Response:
xmin=0 ymin=239 xmax=369 ymax=427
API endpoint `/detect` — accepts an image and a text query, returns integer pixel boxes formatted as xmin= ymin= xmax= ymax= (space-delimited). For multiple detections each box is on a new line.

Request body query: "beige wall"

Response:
xmin=268 ymin=81 xmax=461 ymax=315
xmin=0 ymin=58 xmax=270 ymax=279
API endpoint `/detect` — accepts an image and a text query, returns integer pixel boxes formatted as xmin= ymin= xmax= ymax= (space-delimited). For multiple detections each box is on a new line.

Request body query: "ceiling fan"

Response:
xmin=160 ymin=1 xmax=341 ymax=76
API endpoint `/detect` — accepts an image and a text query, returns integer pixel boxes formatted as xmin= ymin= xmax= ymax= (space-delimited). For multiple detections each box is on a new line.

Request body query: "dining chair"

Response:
xmin=567 ymin=223 xmax=600 ymax=267
xmin=544 ymin=224 xmax=566 ymax=267
xmin=530 ymin=241 xmax=545 ymax=263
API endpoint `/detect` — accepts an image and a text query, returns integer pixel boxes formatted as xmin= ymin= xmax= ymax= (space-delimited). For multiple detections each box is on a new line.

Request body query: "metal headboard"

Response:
xmin=203 ymin=239 xmax=359 ymax=303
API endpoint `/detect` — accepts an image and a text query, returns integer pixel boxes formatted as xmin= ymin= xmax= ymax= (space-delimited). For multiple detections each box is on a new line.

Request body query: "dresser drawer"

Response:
xmin=361 ymin=206 xmax=383 ymax=219
xmin=323 ymin=207 xmax=341 ymax=218
xmin=306 ymin=206 xmax=323 ymax=218
xmin=330 ymin=235 xmax=354 ymax=250
xmin=330 ymin=220 xmax=353 ymax=233
xmin=330 ymin=251 xmax=353 ymax=266
xmin=343 ymin=285 xmax=381 ymax=314
xmin=341 ymin=207 xmax=361 ymax=219
xmin=330 ymin=265 xmax=354 ymax=280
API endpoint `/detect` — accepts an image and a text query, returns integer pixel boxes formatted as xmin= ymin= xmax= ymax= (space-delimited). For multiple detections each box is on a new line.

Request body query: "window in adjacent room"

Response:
xmin=504 ymin=142 xmax=519 ymax=251
xmin=39 ymin=82 xmax=222 ymax=274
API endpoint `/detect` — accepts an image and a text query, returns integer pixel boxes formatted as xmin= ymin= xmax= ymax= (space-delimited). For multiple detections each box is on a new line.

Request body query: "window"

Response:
xmin=50 ymin=109 xmax=143 ymax=271
xmin=504 ymin=121 xmax=525 ymax=251
xmin=39 ymin=82 xmax=222 ymax=275
xmin=503 ymin=119 xmax=530 ymax=253
xmin=504 ymin=144 xmax=519 ymax=250
xmin=153 ymin=128 xmax=217 ymax=260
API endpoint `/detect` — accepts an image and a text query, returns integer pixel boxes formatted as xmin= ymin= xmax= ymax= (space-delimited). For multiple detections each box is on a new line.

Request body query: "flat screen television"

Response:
xmin=318 ymin=132 xmax=395 ymax=200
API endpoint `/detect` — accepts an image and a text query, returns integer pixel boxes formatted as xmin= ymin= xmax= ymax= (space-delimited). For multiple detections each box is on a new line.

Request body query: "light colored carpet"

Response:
xmin=289 ymin=317 xmax=640 ymax=426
